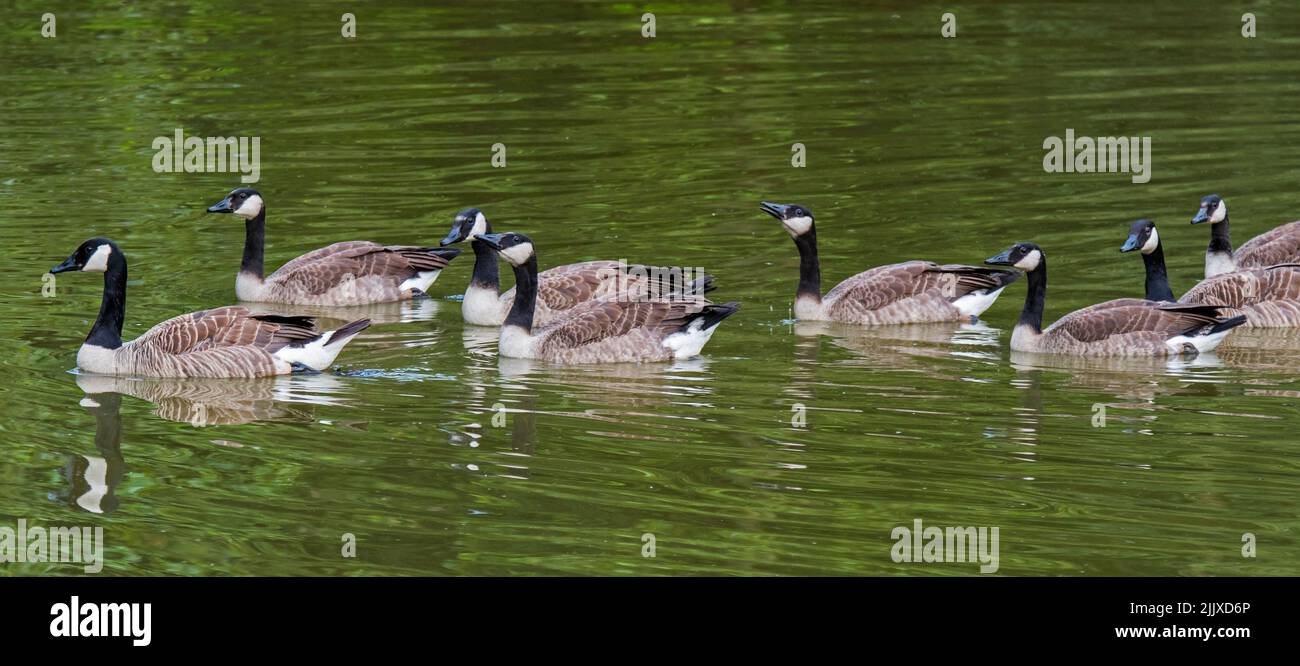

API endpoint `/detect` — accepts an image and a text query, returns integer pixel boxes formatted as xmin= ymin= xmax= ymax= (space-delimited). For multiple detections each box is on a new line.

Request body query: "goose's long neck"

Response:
xmin=1141 ymin=244 xmax=1176 ymax=302
xmin=793 ymin=228 xmax=822 ymax=302
xmin=241 ymin=209 xmax=266 ymax=280
xmin=503 ymin=255 xmax=539 ymax=333
xmin=86 ymin=254 xmax=127 ymax=349
xmin=1208 ymin=213 xmax=1233 ymax=257
xmin=1019 ymin=260 xmax=1046 ymax=334
xmin=469 ymin=231 xmax=499 ymax=293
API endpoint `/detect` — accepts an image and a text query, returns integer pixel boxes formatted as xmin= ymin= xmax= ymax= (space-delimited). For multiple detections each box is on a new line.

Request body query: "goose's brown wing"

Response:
xmin=268 ymin=242 xmax=456 ymax=296
xmin=1237 ymin=222 xmax=1300 ymax=268
xmin=498 ymin=260 xmax=627 ymax=311
xmin=1048 ymin=301 xmax=1224 ymax=342
xmin=823 ymin=261 xmax=1014 ymax=315
xmin=1181 ymin=264 xmax=1300 ymax=306
xmin=536 ymin=296 xmax=706 ymax=354
xmin=132 ymin=306 xmax=318 ymax=355
xmin=537 ymin=261 xmax=627 ymax=310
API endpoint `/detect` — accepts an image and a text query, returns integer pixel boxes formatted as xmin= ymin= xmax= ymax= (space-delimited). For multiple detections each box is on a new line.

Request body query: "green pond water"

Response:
xmin=2 ymin=1 xmax=1299 ymax=575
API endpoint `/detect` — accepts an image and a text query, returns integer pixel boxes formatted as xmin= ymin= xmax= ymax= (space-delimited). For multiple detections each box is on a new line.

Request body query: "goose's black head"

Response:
xmin=440 ymin=208 xmax=489 ymax=246
xmin=1191 ymin=194 xmax=1225 ymax=225
xmin=986 ymin=242 xmax=1044 ymax=272
xmin=207 ymin=188 xmax=264 ymax=220
xmin=476 ymin=232 xmax=536 ymax=267
xmin=1121 ymin=219 xmax=1160 ymax=254
xmin=51 ymin=238 xmax=121 ymax=274
xmin=760 ymin=201 xmax=815 ymax=238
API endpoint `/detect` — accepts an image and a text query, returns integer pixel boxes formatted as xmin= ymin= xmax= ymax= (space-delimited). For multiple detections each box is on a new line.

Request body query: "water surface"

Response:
xmin=2 ymin=1 xmax=1298 ymax=575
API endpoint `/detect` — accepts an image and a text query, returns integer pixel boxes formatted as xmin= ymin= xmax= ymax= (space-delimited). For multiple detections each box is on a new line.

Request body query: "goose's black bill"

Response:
xmin=1120 ymin=234 xmax=1141 ymax=252
xmin=1191 ymin=207 xmax=1209 ymax=224
xmin=984 ymin=249 xmax=1015 ymax=266
xmin=476 ymin=233 xmax=505 ymax=251
xmin=439 ymin=229 xmax=463 ymax=246
xmin=206 ymin=196 xmax=234 ymax=214
xmin=49 ymin=254 xmax=80 ymax=274
xmin=759 ymin=201 xmax=789 ymax=219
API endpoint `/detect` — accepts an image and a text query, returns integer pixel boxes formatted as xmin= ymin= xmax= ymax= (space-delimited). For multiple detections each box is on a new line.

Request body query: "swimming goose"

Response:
xmin=475 ymin=232 xmax=740 ymax=363
xmin=984 ymin=242 xmax=1246 ymax=356
xmin=1122 ymin=218 xmax=1300 ymax=327
xmin=1191 ymin=194 xmax=1300 ymax=277
xmin=50 ymin=238 xmax=371 ymax=378
xmin=206 ymin=188 xmax=462 ymax=305
xmin=440 ymin=208 xmax=710 ymax=325
xmin=759 ymin=202 xmax=1019 ymax=324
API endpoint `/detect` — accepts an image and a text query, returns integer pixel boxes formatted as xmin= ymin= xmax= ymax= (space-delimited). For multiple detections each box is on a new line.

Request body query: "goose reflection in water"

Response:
xmin=240 ymin=290 xmax=440 ymax=326
xmin=794 ymin=320 xmax=1003 ymax=368
xmin=60 ymin=373 xmax=358 ymax=514
xmin=57 ymin=391 xmax=125 ymax=515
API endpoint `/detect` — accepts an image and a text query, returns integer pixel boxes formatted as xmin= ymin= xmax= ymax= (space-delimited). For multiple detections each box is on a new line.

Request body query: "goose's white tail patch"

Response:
xmin=274 ymin=325 xmax=365 ymax=371
xmin=400 ymin=270 xmax=443 ymax=294
xmin=662 ymin=318 xmax=723 ymax=359
xmin=952 ymin=287 xmax=1006 ymax=318
xmin=1164 ymin=327 xmax=1234 ymax=355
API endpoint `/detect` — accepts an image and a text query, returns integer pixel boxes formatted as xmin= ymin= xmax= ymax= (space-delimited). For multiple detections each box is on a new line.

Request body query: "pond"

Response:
xmin=1 ymin=1 xmax=1297 ymax=575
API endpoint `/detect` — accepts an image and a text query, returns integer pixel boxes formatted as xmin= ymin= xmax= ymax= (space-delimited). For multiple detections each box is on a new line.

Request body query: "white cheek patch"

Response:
xmin=783 ymin=215 xmax=813 ymax=236
xmin=234 ymin=194 xmax=264 ymax=219
xmin=1141 ymin=227 xmax=1160 ymax=254
xmin=82 ymin=244 xmax=112 ymax=272
xmin=1210 ymin=201 xmax=1226 ymax=223
xmin=499 ymin=242 xmax=534 ymax=266
xmin=1013 ymin=249 xmax=1042 ymax=271
xmin=468 ymin=212 xmax=487 ymax=240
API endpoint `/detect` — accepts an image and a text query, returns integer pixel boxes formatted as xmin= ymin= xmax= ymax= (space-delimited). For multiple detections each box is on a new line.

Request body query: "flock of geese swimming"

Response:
xmin=49 ymin=189 xmax=1300 ymax=378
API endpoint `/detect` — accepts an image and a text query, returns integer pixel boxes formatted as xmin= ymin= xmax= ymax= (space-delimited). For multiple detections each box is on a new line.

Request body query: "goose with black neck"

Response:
xmin=49 ymin=238 xmax=370 ymax=378
xmin=1121 ymin=218 xmax=1300 ymax=327
xmin=985 ymin=242 xmax=1246 ymax=356
xmin=475 ymin=232 xmax=740 ymax=363
xmin=206 ymin=187 xmax=461 ymax=306
xmin=440 ymin=208 xmax=713 ymax=326
xmin=1192 ymin=194 xmax=1300 ymax=278
xmin=760 ymin=201 xmax=1019 ymax=324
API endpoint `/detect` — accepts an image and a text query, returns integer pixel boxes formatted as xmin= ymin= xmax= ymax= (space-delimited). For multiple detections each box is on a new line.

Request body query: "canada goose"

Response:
xmin=440 ymin=208 xmax=711 ymax=325
xmin=985 ymin=242 xmax=1246 ymax=356
xmin=206 ymin=188 xmax=462 ymax=305
xmin=1191 ymin=194 xmax=1300 ymax=277
xmin=1121 ymin=218 xmax=1300 ymax=327
xmin=759 ymin=202 xmax=1020 ymax=324
xmin=50 ymin=238 xmax=371 ymax=378
xmin=476 ymin=232 xmax=740 ymax=363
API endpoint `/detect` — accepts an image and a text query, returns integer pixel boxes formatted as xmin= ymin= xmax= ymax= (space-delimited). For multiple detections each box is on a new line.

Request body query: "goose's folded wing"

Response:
xmin=132 ymin=306 xmax=317 ymax=355
xmin=537 ymin=297 xmax=706 ymax=353
xmin=1237 ymin=221 xmax=1300 ymax=266
xmin=1182 ymin=265 xmax=1300 ymax=305
xmin=824 ymin=261 xmax=1012 ymax=311
xmin=268 ymin=242 xmax=455 ymax=295
xmin=143 ymin=345 xmax=285 ymax=378
xmin=1048 ymin=301 xmax=1223 ymax=342
xmin=498 ymin=260 xmax=624 ymax=310
xmin=270 ymin=241 xmax=384 ymax=276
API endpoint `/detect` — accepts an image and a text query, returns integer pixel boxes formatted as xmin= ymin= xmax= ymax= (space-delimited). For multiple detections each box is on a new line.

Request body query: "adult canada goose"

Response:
xmin=1191 ymin=194 xmax=1300 ymax=277
xmin=440 ymin=208 xmax=710 ymax=325
xmin=50 ymin=238 xmax=370 ymax=378
xmin=476 ymin=232 xmax=740 ymax=363
xmin=984 ymin=242 xmax=1246 ymax=356
xmin=759 ymin=202 xmax=1020 ymax=324
xmin=1121 ymin=218 xmax=1300 ymax=327
xmin=206 ymin=188 xmax=462 ymax=305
